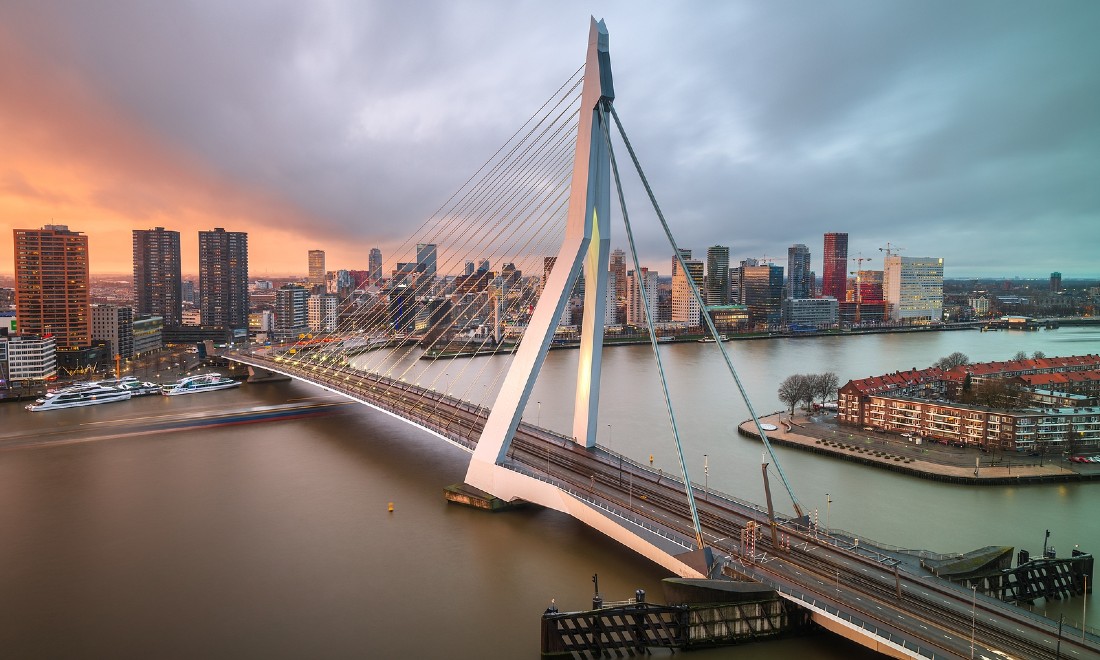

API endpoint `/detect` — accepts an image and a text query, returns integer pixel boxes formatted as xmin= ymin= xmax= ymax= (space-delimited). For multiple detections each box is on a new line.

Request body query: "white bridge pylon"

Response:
xmin=466 ymin=18 xmax=615 ymax=495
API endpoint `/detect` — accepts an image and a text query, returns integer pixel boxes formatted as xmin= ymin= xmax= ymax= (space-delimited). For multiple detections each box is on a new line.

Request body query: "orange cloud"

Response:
xmin=0 ymin=23 xmax=364 ymax=278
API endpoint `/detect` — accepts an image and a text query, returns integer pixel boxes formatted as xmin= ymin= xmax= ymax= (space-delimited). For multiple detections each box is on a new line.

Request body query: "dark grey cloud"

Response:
xmin=4 ymin=0 xmax=1099 ymax=277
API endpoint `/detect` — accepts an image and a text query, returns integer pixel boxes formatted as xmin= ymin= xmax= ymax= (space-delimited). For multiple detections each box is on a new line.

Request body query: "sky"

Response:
xmin=1 ymin=1 xmax=1098 ymax=280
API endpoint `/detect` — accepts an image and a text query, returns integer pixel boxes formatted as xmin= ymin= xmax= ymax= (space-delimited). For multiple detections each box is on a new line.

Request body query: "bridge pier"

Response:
xmin=245 ymin=365 xmax=291 ymax=383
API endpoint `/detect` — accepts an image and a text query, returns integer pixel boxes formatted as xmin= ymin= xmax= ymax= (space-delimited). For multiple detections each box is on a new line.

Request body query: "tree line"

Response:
xmin=777 ymin=372 xmax=839 ymax=415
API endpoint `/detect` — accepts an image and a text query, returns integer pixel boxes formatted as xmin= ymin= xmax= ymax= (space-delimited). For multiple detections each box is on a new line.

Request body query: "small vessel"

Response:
xmin=94 ymin=376 xmax=161 ymax=396
xmin=161 ymin=373 xmax=240 ymax=396
xmin=26 ymin=383 xmax=132 ymax=411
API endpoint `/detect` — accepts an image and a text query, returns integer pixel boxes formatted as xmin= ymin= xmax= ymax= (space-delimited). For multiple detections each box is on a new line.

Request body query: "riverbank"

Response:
xmin=738 ymin=412 xmax=1100 ymax=485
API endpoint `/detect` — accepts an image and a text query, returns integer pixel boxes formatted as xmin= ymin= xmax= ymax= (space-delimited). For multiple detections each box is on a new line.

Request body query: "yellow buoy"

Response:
xmin=388 ymin=502 xmax=394 ymax=513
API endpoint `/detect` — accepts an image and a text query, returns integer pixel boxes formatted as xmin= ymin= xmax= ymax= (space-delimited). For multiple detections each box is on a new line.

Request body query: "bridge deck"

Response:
xmin=228 ymin=351 xmax=1100 ymax=659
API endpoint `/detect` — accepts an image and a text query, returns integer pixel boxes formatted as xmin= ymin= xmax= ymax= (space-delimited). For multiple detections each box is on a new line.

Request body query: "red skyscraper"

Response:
xmin=821 ymin=232 xmax=848 ymax=301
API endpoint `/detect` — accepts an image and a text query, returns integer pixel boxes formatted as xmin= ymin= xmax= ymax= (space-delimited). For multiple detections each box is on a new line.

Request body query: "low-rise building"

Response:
xmin=133 ymin=316 xmax=163 ymax=355
xmin=839 ymin=354 xmax=1100 ymax=452
xmin=3 ymin=334 xmax=57 ymax=384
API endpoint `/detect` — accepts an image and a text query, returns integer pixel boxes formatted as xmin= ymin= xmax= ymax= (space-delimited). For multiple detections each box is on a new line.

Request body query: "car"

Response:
xmin=863 ymin=427 xmax=874 ymax=432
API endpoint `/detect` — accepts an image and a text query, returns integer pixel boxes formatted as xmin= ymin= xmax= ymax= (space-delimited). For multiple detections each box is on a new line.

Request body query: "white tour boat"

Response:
xmin=95 ymin=376 xmax=161 ymax=396
xmin=26 ymin=383 xmax=133 ymax=411
xmin=161 ymin=374 xmax=240 ymax=396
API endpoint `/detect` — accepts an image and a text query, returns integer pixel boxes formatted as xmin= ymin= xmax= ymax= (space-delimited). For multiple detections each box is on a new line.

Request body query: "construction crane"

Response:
xmin=849 ymin=254 xmax=873 ymax=325
xmin=878 ymin=242 xmax=905 ymax=258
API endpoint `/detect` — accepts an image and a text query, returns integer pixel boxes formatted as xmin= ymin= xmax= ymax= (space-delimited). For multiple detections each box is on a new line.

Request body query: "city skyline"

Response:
xmin=1 ymin=3 xmax=1098 ymax=279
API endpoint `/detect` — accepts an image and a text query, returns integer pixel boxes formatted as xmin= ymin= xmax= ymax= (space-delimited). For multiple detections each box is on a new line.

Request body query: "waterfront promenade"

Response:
xmin=740 ymin=413 xmax=1100 ymax=484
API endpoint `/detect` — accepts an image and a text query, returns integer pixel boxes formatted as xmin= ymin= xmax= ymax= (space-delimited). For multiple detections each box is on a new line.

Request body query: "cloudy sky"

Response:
xmin=2 ymin=1 xmax=1098 ymax=279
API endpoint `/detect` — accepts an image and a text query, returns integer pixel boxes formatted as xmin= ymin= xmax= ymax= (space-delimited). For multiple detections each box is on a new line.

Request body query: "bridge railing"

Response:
xmin=500 ymin=461 xmax=696 ymax=553
xmin=768 ymin=582 xmax=937 ymax=659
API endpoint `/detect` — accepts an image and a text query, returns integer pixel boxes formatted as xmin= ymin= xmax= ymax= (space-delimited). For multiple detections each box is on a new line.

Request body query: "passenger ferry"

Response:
xmin=95 ymin=376 xmax=161 ymax=396
xmin=161 ymin=374 xmax=240 ymax=396
xmin=26 ymin=383 xmax=133 ymax=411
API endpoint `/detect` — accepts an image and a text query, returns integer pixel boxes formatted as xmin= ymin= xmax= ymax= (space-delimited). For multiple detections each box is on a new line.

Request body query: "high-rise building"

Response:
xmin=672 ymin=258 xmax=705 ymax=326
xmin=416 ymin=243 xmax=437 ymax=280
xmin=368 ymin=248 xmax=383 ymax=283
xmin=308 ymin=250 xmax=326 ymax=286
xmin=609 ymin=248 xmax=627 ymax=302
xmin=198 ymin=228 xmax=249 ymax=329
xmin=477 ymin=259 xmax=490 ymax=274
xmin=705 ymin=245 xmax=730 ymax=306
xmin=786 ymin=244 xmax=812 ymax=300
xmin=133 ymin=227 xmax=182 ymax=327
xmin=308 ymin=293 xmax=338 ymax=333
xmin=91 ymin=304 xmax=134 ymax=359
xmin=542 ymin=257 xmax=557 ymax=295
xmin=181 ymin=280 xmax=195 ymax=305
xmin=822 ymin=232 xmax=848 ymax=301
xmin=883 ymin=256 xmax=944 ymax=323
xmin=275 ymin=284 xmax=309 ymax=340
xmin=465 ymin=261 xmax=476 ymax=276
xmin=1050 ymin=272 xmax=1062 ymax=292
xmin=741 ymin=262 xmax=785 ymax=326
xmin=626 ymin=268 xmax=659 ymax=326
xmin=13 ymin=225 xmax=91 ymax=349
xmin=672 ymin=248 xmax=691 ymax=277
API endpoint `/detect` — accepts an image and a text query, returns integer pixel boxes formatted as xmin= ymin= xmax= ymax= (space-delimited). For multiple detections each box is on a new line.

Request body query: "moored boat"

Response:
xmin=161 ymin=374 xmax=240 ymax=396
xmin=94 ymin=376 xmax=161 ymax=396
xmin=26 ymin=383 xmax=133 ymax=411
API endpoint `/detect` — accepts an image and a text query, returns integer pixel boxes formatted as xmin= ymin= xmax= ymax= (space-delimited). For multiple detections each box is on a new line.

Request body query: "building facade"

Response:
xmin=368 ymin=248 xmax=383 ymax=283
xmin=740 ymin=263 xmax=784 ymax=326
xmin=883 ymin=255 xmax=944 ymax=322
xmin=308 ymin=293 xmax=338 ymax=333
xmin=821 ymin=232 xmax=848 ymax=302
xmin=705 ymin=245 xmax=730 ymax=306
xmin=91 ymin=304 xmax=134 ymax=360
xmin=133 ymin=227 xmax=182 ymax=327
xmin=839 ymin=355 xmax=1100 ymax=452
xmin=198 ymin=228 xmax=249 ymax=329
xmin=308 ymin=250 xmax=326 ymax=287
xmin=671 ymin=258 xmax=705 ymax=326
xmin=416 ymin=243 xmax=437 ymax=281
xmin=786 ymin=244 xmax=812 ymax=300
xmin=275 ymin=284 xmax=310 ymax=341
xmin=783 ymin=297 xmax=838 ymax=327
xmin=14 ymin=225 xmax=91 ymax=349
xmin=626 ymin=268 xmax=659 ymax=326
xmin=133 ymin=316 xmax=163 ymax=355
xmin=3 ymin=334 xmax=57 ymax=384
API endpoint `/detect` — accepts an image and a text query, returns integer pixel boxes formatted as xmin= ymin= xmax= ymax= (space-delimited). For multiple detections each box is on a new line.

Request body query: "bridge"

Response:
xmin=225 ymin=19 xmax=1099 ymax=659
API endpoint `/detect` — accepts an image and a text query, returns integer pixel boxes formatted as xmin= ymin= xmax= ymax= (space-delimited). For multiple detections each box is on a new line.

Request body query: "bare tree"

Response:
xmin=1032 ymin=351 xmax=1045 ymax=359
xmin=813 ymin=372 xmax=839 ymax=407
xmin=1012 ymin=351 xmax=1028 ymax=361
xmin=778 ymin=374 xmax=812 ymax=415
xmin=933 ymin=351 xmax=970 ymax=370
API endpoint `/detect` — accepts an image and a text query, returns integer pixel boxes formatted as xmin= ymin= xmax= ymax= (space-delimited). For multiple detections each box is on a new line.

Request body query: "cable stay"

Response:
xmin=608 ymin=105 xmax=805 ymax=519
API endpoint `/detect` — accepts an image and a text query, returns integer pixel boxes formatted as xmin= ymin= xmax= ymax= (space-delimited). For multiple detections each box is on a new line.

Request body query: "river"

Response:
xmin=0 ymin=326 xmax=1096 ymax=657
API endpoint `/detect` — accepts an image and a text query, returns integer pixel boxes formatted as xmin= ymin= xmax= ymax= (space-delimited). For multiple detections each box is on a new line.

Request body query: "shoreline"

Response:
xmin=738 ymin=412 xmax=1100 ymax=485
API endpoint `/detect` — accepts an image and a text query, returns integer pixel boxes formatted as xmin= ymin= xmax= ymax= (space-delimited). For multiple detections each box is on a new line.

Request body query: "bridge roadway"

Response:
xmin=230 ymin=352 xmax=1099 ymax=659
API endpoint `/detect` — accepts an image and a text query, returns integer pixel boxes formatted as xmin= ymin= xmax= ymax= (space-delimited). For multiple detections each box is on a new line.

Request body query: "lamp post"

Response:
xmin=1056 ymin=613 xmax=1064 ymax=659
xmin=970 ymin=585 xmax=976 ymax=659
xmin=826 ymin=493 xmax=833 ymax=535
xmin=444 ymin=372 xmax=450 ymax=395
xmin=607 ymin=423 xmax=612 ymax=454
xmin=704 ymin=454 xmax=709 ymax=502
xmin=537 ymin=400 xmax=541 ymax=428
